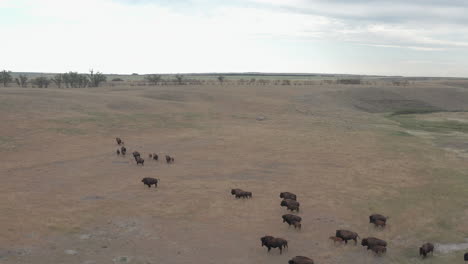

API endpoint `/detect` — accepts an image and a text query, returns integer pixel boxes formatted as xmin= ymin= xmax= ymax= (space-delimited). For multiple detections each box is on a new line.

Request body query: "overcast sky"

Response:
xmin=1 ymin=0 xmax=468 ymax=77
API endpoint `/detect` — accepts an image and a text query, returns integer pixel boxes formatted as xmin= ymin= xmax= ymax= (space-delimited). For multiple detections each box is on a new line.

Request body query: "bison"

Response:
xmin=116 ymin=137 xmax=122 ymax=145
xmin=260 ymin=236 xmax=288 ymax=254
xmin=166 ymin=155 xmax=175 ymax=163
xmin=419 ymin=243 xmax=434 ymax=258
xmin=361 ymin=237 xmax=387 ymax=249
xmin=141 ymin=177 xmax=159 ymax=188
xmin=235 ymin=191 xmax=252 ymax=199
xmin=120 ymin=146 xmax=126 ymax=155
xmin=132 ymin=151 xmax=140 ymax=158
xmin=136 ymin=157 xmax=144 ymax=166
xmin=281 ymin=199 xmax=300 ymax=212
xmin=280 ymin=192 xmax=297 ymax=201
xmin=374 ymin=219 xmax=386 ymax=228
xmin=329 ymin=236 xmax=344 ymax=244
xmin=153 ymin=153 xmax=158 ymax=160
xmin=464 ymin=252 xmax=468 ymax=261
xmin=335 ymin=230 xmax=359 ymax=244
xmin=292 ymin=221 xmax=302 ymax=229
xmin=288 ymin=256 xmax=314 ymax=264
xmin=369 ymin=214 xmax=387 ymax=224
xmin=231 ymin=189 xmax=243 ymax=196
xmin=369 ymin=245 xmax=387 ymax=255
xmin=116 ymin=149 xmax=120 ymax=155
xmin=282 ymin=214 xmax=302 ymax=227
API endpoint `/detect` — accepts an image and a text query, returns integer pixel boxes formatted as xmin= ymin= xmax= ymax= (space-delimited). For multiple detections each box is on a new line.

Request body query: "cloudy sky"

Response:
xmin=1 ymin=0 xmax=468 ymax=77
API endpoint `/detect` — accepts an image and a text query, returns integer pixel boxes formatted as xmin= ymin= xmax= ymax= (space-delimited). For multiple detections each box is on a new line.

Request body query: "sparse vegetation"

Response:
xmin=145 ymin=74 xmax=162 ymax=85
xmin=175 ymin=74 xmax=184 ymax=85
xmin=88 ymin=69 xmax=107 ymax=87
xmin=15 ymin=74 xmax=28 ymax=88
xmin=51 ymin=74 xmax=63 ymax=88
xmin=112 ymin=78 xmax=124 ymax=82
xmin=31 ymin=76 xmax=51 ymax=88
xmin=0 ymin=70 xmax=13 ymax=87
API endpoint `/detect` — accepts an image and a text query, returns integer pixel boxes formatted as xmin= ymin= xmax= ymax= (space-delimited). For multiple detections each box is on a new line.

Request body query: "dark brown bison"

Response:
xmin=153 ymin=153 xmax=158 ymax=160
xmin=260 ymin=236 xmax=288 ymax=254
xmin=235 ymin=191 xmax=252 ymax=199
xmin=369 ymin=245 xmax=387 ymax=255
xmin=116 ymin=137 xmax=122 ymax=145
xmin=133 ymin=151 xmax=140 ymax=158
xmin=120 ymin=146 xmax=126 ymax=155
xmin=282 ymin=214 xmax=302 ymax=227
xmin=281 ymin=199 xmax=300 ymax=212
xmin=329 ymin=236 xmax=344 ymax=244
xmin=136 ymin=157 xmax=144 ymax=166
xmin=335 ymin=230 xmax=359 ymax=244
xmin=231 ymin=189 xmax=243 ymax=196
xmin=116 ymin=149 xmax=120 ymax=155
xmin=141 ymin=177 xmax=159 ymax=188
xmin=166 ymin=155 xmax=174 ymax=163
xmin=292 ymin=221 xmax=302 ymax=229
xmin=361 ymin=237 xmax=387 ymax=249
xmin=419 ymin=243 xmax=434 ymax=258
xmin=369 ymin=214 xmax=387 ymax=224
xmin=280 ymin=192 xmax=297 ymax=201
xmin=288 ymin=256 xmax=314 ymax=264
xmin=464 ymin=252 xmax=468 ymax=261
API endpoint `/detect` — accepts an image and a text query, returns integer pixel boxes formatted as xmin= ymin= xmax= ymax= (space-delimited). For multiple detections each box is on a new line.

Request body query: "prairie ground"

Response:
xmin=1 ymin=81 xmax=468 ymax=264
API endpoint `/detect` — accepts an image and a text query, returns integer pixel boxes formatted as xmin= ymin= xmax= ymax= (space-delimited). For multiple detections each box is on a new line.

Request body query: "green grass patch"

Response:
xmin=389 ymin=114 xmax=468 ymax=134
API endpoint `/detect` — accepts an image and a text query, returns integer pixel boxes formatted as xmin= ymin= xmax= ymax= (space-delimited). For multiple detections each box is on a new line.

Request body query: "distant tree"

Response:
xmin=145 ymin=74 xmax=162 ymax=85
xmin=78 ymin=74 xmax=90 ymax=88
xmin=0 ymin=70 xmax=13 ymax=87
xmin=132 ymin=73 xmax=139 ymax=76
xmin=62 ymin=71 xmax=89 ymax=88
xmin=175 ymin=74 xmax=184 ymax=85
xmin=282 ymin=80 xmax=291 ymax=85
xmin=88 ymin=69 xmax=106 ymax=87
xmin=51 ymin=74 xmax=63 ymax=88
xmin=32 ymin=76 xmax=51 ymax=88
xmin=15 ymin=74 xmax=28 ymax=87
xmin=250 ymin=78 xmax=256 ymax=85
xmin=217 ymin=76 xmax=225 ymax=84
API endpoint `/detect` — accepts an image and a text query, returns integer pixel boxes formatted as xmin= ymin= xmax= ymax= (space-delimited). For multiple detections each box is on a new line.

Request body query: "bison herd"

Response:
xmin=115 ymin=137 xmax=467 ymax=263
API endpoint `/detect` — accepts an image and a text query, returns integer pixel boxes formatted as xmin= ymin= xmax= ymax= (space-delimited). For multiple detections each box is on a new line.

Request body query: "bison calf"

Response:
xmin=141 ymin=177 xmax=159 ymax=188
xmin=420 ymin=243 xmax=434 ymax=258
xmin=336 ymin=230 xmax=359 ymax=245
xmin=280 ymin=192 xmax=297 ymax=201
xmin=329 ymin=236 xmax=344 ymax=244
xmin=260 ymin=236 xmax=288 ymax=254
xmin=289 ymin=256 xmax=314 ymax=264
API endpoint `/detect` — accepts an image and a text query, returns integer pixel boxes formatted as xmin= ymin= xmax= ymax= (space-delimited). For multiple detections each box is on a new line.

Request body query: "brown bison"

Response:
xmin=369 ymin=214 xmax=388 ymax=224
xmin=335 ymin=230 xmax=359 ymax=244
xmin=231 ymin=189 xmax=243 ymax=196
xmin=419 ymin=243 xmax=434 ymax=258
xmin=280 ymin=192 xmax=297 ymax=201
xmin=369 ymin=245 xmax=387 ymax=255
xmin=282 ymin=214 xmax=302 ymax=227
xmin=292 ymin=221 xmax=302 ymax=229
xmin=260 ymin=236 xmax=288 ymax=254
xmin=288 ymin=256 xmax=314 ymax=264
xmin=116 ymin=149 xmax=120 ymax=155
xmin=235 ymin=191 xmax=252 ymax=199
xmin=166 ymin=155 xmax=175 ymax=163
xmin=464 ymin=252 xmax=468 ymax=261
xmin=116 ymin=137 xmax=122 ymax=145
xmin=329 ymin=236 xmax=344 ymax=244
xmin=136 ymin=157 xmax=144 ymax=166
xmin=141 ymin=177 xmax=159 ymax=188
xmin=132 ymin=151 xmax=140 ymax=158
xmin=362 ymin=237 xmax=387 ymax=249
xmin=281 ymin=199 xmax=300 ymax=212
xmin=120 ymin=146 xmax=126 ymax=155
xmin=153 ymin=153 xmax=158 ymax=160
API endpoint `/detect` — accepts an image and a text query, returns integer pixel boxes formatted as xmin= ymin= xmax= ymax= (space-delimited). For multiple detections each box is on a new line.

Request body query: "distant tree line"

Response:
xmin=0 ymin=69 xmax=106 ymax=88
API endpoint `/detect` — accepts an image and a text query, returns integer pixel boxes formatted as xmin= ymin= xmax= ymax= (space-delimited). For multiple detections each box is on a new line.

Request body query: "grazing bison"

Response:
xmin=153 ymin=153 xmax=158 ymax=160
xmin=329 ymin=236 xmax=344 ymax=244
xmin=133 ymin=151 xmax=140 ymax=157
xmin=166 ymin=155 xmax=175 ymax=163
xmin=289 ymin=256 xmax=314 ymax=264
xmin=282 ymin=214 xmax=302 ymax=226
xmin=260 ymin=236 xmax=288 ymax=254
xmin=335 ymin=230 xmax=359 ymax=244
xmin=231 ymin=189 xmax=243 ymax=196
xmin=116 ymin=149 xmax=120 ymax=155
xmin=419 ymin=243 xmax=434 ymax=258
xmin=141 ymin=177 xmax=159 ymax=188
xmin=235 ymin=191 xmax=252 ymax=199
xmin=464 ymin=252 xmax=468 ymax=261
xmin=121 ymin=146 xmax=126 ymax=155
xmin=116 ymin=137 xmax=122 ymax=145
xmin=136 ymin=157 xmax=144 ymax=166
xmin=281 ymin=199 xmax=300 ymax=212
xmin=362 ymin=237 xmax=387 ymax=249
xmin=280 ymin=192 xmax=297 ymax=201
xmin=369 ymin=214 xmax=388 ymax=224
xmin=369 ymin=245 xmax=387 ymax=255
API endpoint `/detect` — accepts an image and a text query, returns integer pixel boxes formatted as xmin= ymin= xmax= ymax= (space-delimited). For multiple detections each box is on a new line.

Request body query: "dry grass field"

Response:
xmin=1 ymin=80 xmax=468 ymax=264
